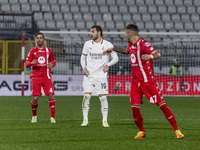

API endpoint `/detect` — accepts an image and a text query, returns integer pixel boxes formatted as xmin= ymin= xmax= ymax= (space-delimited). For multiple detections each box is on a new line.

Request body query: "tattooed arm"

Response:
xmin=103 ymin=47 xmax=127 ymax=55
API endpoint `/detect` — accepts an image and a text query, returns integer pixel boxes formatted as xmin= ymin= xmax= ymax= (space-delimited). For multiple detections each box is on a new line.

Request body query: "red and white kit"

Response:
xmin=25 ymin=46 xmax=56 ymax=96
xmin=127 ymin=38 xmax=164 ymax=105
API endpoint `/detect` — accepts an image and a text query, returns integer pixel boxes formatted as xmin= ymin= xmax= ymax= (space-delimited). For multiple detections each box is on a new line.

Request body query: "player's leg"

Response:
xmin=130 ymin=81 xmax=146 ymax=139
xmin=31 ymin=79 xmax=42 ymax=123
xmin=95 ymin=77 xmax=109 ymax=127
xmin=43 ymin=78 xmax=56 ymax=123
xmin=141 ymin=82 xmax=184 ymax=138
xmin=81 ymin=76 xmax=93 ymax=126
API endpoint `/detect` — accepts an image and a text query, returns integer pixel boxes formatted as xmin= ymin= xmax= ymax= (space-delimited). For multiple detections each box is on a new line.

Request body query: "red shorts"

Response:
xmin=31 ymin=78 xmax=55 ymax=96
xmin=130 ymin=80 xmax=164 ymax=105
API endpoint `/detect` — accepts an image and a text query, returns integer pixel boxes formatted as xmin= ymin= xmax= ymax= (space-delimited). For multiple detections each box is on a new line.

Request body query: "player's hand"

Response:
xmin=83 ymin=67 xmax=89 ymax=76
xmin=142 ymin=54 xmax=152 ymax=61
xmin=31 ymin=59 xmax=37 ymax=65
xmin=103 ymin=48 xmax=113 ymax=55
xmin=103 ymin=65 xmax=109 ymax=73
xmin=47 ymin=62 xmax=53 ymax=68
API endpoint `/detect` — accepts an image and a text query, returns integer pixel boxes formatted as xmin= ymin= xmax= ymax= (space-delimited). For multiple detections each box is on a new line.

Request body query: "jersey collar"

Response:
xmin=92 ymin=38 xmax=103 ymax=44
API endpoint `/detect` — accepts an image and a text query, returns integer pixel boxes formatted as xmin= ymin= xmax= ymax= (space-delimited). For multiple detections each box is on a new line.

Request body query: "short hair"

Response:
xmin=35 ymin=32 xmax=45 ymax=39
xmin=126 ymin=24 xmax=139 ymax=32
xmin=91 ymin=25 xmax=103 ymax=36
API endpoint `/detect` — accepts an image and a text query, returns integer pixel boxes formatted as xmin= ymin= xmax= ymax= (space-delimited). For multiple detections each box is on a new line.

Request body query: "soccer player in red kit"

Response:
xmin=103 ymin=24 xmax=184 ymax=139
xmin=25 ymin=32 xmax=56 ymax=123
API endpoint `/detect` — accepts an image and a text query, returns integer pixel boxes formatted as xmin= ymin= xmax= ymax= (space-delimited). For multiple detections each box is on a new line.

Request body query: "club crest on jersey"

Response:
xmin=144 ymin=42 xmax=151 ymax=47
xmin=102 ymin=46 xmax=104 ymax=51
xmin=38 ymin=56 xmax=45 ymax=64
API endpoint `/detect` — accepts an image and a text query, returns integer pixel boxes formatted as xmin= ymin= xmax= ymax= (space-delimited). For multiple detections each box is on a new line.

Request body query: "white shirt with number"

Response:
xmin=82 ymin=39 xmax=114 ymax=78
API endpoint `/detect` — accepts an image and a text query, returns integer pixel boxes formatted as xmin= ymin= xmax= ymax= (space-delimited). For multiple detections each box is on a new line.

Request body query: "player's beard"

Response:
xmin=91 ymin=35 xmax=98 ymax=41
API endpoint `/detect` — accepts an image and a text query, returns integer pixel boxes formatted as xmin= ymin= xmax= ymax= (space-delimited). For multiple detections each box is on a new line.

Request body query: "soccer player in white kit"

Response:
xmin=80 ymin=25 xmax=119 ymax=127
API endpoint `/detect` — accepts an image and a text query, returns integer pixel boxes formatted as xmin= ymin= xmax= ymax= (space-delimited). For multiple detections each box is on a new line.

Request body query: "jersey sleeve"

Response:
xmin=142 ymin=41 xmax=155 ymax=55
xmin=107 ymin=41 xmax=114 ymax=49
xmin=25 ymin=50 xmax=33 ymax=67
xmin=50 ymin=49 xmax=56 ymax=67
xmin=126 ymin=43 xmax=131 ymax=54
xmin=82 ymin=42 xmax=88 ymax=56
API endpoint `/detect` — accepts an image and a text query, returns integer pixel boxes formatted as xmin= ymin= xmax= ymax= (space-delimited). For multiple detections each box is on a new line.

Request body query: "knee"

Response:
xmin=47 ymin=94 xmax=54 ymax=100
xmin=32 ymin=96 xmax=39 ymax=103
xmin=99 ymin=95 xmax=107 ymax=102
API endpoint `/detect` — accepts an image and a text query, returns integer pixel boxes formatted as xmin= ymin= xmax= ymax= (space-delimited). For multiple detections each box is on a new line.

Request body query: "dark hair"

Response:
xmin=91 ymin=25 xmax=103 ymax=36
xmin=35 ymin=32 xmax=45 ymax=39
xmin=126 ymin=24 xmax=139 ymax=32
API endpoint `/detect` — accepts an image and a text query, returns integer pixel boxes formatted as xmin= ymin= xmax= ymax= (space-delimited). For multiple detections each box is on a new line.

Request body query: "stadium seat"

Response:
xmin=171 ymin=14 xmax=180 ymax=21
xmin=95 ymin=21 xmax=105 ymax=28
xmin=174 ymin=22 xmax=184 ymax=31
xmin=9 ymin=0 xmax=18 ymax=4
xmin=158 ymin=5 xmax=167 ymax=14
xmin=181 ymin=14 xmax=190 ymax=22
xmin=119 ymin=5 xmax=128 ymax=13
xmin=90 ymin=6 xmax=99 ymax=13
xmin=107 ymin=0 xmax=115 ymax=5
xmin=54 ymin=12 xmax=63 ymax=21
xmin=49 ymin=0 xmax=57 ymax=4
xmin=46 ymin=20 xmax=56 ymax=29
xmin=145 ymin=0 xmax=154 ymax=5
xmin=66 ymin=21 xmax=76 ymax=29
xmin=165 ymin=0 xmax=174 ymax=5
xmin=148 ymin=5 xmax=157 ymax=13
xmin=19 ymin=0 xmax=28 ymax=3
xmin=36 ymin=20 xmax=46 ymax=29
xmin=11 ymin=4 xmax=21 ymax=13
xmin=56 ymin=20 xmax=66 ymax=29
xmin=41 ymin=4 xmax=50 ymax=11
xmin=97 ymin=0 xmax=106 ymax=5
xmin=87 ymin=0 xmax=96 ymax=5
xmin=83 ymin=13 xmax=92 ymax=21
xmin=154 ymin=0 xmax=164 ymax=5
xmin=58 ymin=0 xmax=67 ymax=4
xmin=177 ymin=6 xmax=186 ymax=13
xmin=76 ymin=21 xmax=85 ymax=30
xmin=109 ymin=6 xmax=118 ymax=14
xmin=138 ymin=6 xmax=147 ymax=13
xmin=63 ymin=13 xmax=73 ymax=20
xmin=174 ymin=0 xmax=183 ymax=6
xmin=194 ymin=22 xmax=200 ymax=30
xmin=116 ymin=0 xmax=125 ymax=5
xmin=0 ymin=0 xmax=9 ymax=3
xmin=86 ymin=21 xmax=95 ymax=29
xmin=31 ymin=4 xmax=40 ymax=11
xmin=116 ymin=22 xmax=125 ymax=30
xmin=51 ymin=5 xmax=60 ymax=12
xmin=100 ymin=5 xmax=109 ymax=13
xmin=135 ymin=22 xmax=145 ymax=30
xmin=113 ymin=14 xmax=122 ymax=21
xmin=164 ymin=22 xmax=174 ymax=30
xmin=77 ymin=0 xmax=87 ymax=5
xmin=191 ymin=14 xmax=199 ymax=22
xmin=70 ymin=5 xmax=79 ymax=13
xmin=145 ymin=22 xmax=154 ymax=30
xmin=44 ymin=12 xmax=53 ymax=21
xmin=73 ymin=13 xmax=82 ymax=21
xmin=196 ymin=6 xmax=200 ymax=13
xmin=167 ymin=6 xmax=177 ymax=13
xmin=152 ymin=14 xmax=161 ymax=21
xmin=161 ymin=14 xmax=170 ymax=22
xmin=2 ymin=4 xmax=11 ymax=12
xmin=80 ymin=5 xmax=89 ymax=13
xmin=194 ymin=0 xmax=200 ymax=6
xmin=60 ymin=5 xmax=70 ymax=13
xmin=155 ymin=22 xmax=164 ymax=30
xmin=38 ymin=0 xmax=47 ymax=4
xmin=93 ymin=14 xmax=102 ymax=21
xmin=21 ymin=4 xmax=30 ymax=13
xmin=136 ymin=0 xmax=145 ymax=5
xmin=184 ymin=22 xmax=194 ymax=31
xmin=68 ymin=0 xmax=77 ymax=5
xmin=122 ymin=14 xmax=131 ymax=21
xmin=132 ymin=14 xmax=142 ymax=21
xmin=29 ymin=0 xmax=37 ymax=4
xmin=126 ymin=0 xmax=135 ymax=5
xmin=142 ymin=14 xmax=151 ymax=21
xmin=34 ymin=12 xmax=43 ymax=20
xmin=129 ymin=6 xmax=138 ymax=13
xmin=184 ymin=0 xmax=193 ymax=6
xmin=103 ymin=14 xmax=112 ymax=21
xmin=187 ymin=6 xmax=196 ymax=14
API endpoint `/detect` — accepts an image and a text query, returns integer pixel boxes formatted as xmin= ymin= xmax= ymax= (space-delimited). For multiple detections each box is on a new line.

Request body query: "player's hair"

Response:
xmin=35 ymin=32 xmax=45 ymax=39
xmin=91 ymin=25 xmax=103 ymax=37
xmin=126 ymin=24 xmax=139 ymax=32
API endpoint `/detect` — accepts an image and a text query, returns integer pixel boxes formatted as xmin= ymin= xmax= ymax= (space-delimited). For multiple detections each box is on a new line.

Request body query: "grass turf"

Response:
xmin=0 ymin=96 xmax=199 ymax=150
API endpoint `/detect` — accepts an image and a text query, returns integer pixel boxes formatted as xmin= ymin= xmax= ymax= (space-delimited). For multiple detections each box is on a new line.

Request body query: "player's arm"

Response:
xmin=25 ymin=51 xmax=37 ymax=67
xmin=80 ymin=53 xmax=89 ymax=76
xmin=48 ymin=50 xmax=56 ymax=68
xmin=142 ymin=51 xmax=161 ymax=61
xmin=103 ymin=47 xmax=127 ymax=55
xmin=103 ymin=51 xmax=119 ymax=73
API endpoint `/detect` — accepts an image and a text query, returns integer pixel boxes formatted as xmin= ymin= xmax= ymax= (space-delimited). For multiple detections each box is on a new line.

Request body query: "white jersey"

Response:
xmin=82 ymin=39 xmax=114 ymax=78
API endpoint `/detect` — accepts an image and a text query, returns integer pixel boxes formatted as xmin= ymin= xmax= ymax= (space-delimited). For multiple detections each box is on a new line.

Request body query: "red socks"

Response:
xmin=49 ymin=99 xmax=56 ymax=119
xmin=158 ymin=102 xmax=179 ymax=131
xmin=132 ymin=105 xmax=144 ymax=131
xmin=31 ymin=101 xmax=38 ymax=116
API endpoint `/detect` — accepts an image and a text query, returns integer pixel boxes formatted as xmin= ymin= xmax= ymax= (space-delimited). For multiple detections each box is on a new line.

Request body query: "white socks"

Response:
xmin=99 ymin=96 xmax=108 ymax=122
xmin=82 ymin=94 xmax=91 ymax=121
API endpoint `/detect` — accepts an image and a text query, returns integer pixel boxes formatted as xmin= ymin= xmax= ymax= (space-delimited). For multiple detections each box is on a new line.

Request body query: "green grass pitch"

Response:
xmin=0 ymin=96 xmax=199 ymax=150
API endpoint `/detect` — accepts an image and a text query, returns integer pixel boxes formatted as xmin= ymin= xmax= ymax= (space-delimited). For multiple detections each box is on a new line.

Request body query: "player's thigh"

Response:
xmin=141 ymin=82 xmax=164 ymax=105
xmin=31 ymin=78 xmax=42 ymax=96
xmin=130 ymin=81 xmax=143 ymax=105
xmin=43 ymin=78 xmax=55 ymax=95
xmin=83 ymin=76 xmax=94 ymax=93
xmin=94 ymin=77 xmax=108 ymax=95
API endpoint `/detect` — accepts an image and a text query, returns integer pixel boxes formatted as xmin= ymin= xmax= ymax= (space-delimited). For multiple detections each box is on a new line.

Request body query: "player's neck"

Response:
xmin=93 ymin=37 xmax=102 ymax=43
xmin=37 ymin=45 xmax=44 ymax=49
xmin=130 ymin=36 xmax=139 ymax=44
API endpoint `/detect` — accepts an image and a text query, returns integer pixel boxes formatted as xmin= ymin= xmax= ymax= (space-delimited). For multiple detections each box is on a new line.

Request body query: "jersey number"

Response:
xmin=101 ymin=83 xmax=106 ymax=89
xmin=150 ymin=95 xmax=157 ymax=104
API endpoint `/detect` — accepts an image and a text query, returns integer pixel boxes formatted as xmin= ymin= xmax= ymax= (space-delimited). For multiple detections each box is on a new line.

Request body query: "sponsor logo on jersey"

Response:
xmin=131 ymin=46 xmax=137 ymax=49
xmin=38 ymin=56 xmax=45 ymax=64
xmin=144 ymin=42 xmax=151 ymax=47
xmin=150 ymin=47 xmax=154 ymax=51
xmin=38 ymin=50 xmax=45 ymax=52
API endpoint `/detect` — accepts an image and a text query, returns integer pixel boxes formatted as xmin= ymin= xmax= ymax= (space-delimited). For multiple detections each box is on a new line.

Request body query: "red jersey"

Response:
xmin=127 ymin=38 xmax=155 ymax=83
xmin=25 ymin=46 xmax=56 ymax=79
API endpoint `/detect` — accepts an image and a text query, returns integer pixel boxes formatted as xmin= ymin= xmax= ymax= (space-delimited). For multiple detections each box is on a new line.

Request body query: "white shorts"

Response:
xmin=83 ymin=76 xmax=108 ymax=94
